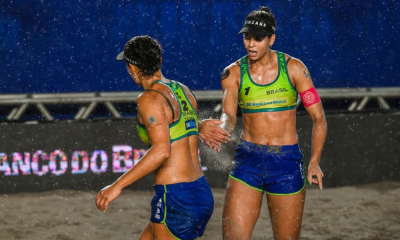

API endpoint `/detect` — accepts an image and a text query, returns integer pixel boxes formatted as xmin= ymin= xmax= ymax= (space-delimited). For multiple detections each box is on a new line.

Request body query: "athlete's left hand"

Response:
xmin=95 ymin=184 xmax=122 ymax=212
xmin=307 ymin=162 xmax=324 ymax=190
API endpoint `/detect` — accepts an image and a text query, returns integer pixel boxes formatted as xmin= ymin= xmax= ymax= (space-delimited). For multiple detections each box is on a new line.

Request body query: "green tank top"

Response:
xmin=238 ymin=51 xmax=297 ymax=113
xmin=137 ymin=80 xmax=198 ymax=146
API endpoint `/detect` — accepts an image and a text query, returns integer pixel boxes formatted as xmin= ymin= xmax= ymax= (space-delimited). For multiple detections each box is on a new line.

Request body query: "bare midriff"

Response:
xmin=153 ymin=135 xmax=204 ymax=185
xmin=241 ymin=109 xmax=298 ymax=146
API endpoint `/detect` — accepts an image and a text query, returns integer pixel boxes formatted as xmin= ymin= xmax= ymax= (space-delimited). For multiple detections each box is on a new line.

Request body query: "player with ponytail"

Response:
xmin=200 ymin=6 xmax=327 ymax=240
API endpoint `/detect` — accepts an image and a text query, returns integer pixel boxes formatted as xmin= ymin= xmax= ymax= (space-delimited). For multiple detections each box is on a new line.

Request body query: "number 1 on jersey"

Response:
xmin=245 ymin=87 xmax=250 ymax=95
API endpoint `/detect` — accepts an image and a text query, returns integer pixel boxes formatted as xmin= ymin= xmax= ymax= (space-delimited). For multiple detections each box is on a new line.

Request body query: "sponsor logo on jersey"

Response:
xmin=182 ymin=109 xmax=196 ymax=117
xmin=266 ymin=88 xmax=288 ymax=95
xmin=246 ymin=99 xmax=287 ymax=107
xmin=185 ymin=119 xmax=196 ymax=130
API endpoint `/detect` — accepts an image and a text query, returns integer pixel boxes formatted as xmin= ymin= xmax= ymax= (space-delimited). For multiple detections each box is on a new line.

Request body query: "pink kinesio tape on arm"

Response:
xmin=300 ymin=87 xmax=321 ymax=108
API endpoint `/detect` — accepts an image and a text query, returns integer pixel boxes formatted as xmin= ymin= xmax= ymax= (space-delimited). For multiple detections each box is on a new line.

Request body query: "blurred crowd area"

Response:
xmin=1 ymin=0 xmax=399 ymax=94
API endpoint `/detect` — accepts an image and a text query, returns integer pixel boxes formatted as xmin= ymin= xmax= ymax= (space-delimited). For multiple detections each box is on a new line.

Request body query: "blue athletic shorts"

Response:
xmin=150 ymin=176 xmax=214 ymax=240
xmin=230 ymin=139 xmax=306 ymax=195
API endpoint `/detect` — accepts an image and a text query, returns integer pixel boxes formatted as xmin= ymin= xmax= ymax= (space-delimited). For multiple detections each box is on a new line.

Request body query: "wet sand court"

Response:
xmin=0 ymin=181 xmax=399 ymax=240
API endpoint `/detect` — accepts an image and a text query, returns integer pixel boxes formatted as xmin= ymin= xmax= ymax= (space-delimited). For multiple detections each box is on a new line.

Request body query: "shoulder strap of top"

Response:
xmin=276 ymin=51 xmax=288 ymax=75
xmin=236 ymin=59 xmax=241 ymax=67
xmin=187 ymin=88 xmax=197 ymax=102
xmin=241 ymin=55 xmax=248 ymax=65
xmin=286 ymin=56 xmax=292 ymax=64
xmin=144 ymin=89 xmax=175 ymax=121
xmin=150 ymin=80 xmax=162 ymax=86
xmin=240 ymin=55 xmax=248 ymax=82
xmin=276 ymin=51 xmax=284 ymax=62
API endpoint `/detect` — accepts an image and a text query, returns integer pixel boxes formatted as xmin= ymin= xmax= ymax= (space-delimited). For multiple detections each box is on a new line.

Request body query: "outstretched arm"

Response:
xmin=219 ymin=66 xmax=239 ymax=134
xmin=290 ymin=58 xmax=327 ymax=190
xmin=95 ymin=92 xmax=171 ymax=211
xmin=198 ymin=64 xmax=240 ymax=151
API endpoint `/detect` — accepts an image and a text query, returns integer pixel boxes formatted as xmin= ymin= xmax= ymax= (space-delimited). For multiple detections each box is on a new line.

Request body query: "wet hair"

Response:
xmin=247 ymin=6 xmax=277 ymax=38
xmin=124 ymin=35 xmax=163 ymax=77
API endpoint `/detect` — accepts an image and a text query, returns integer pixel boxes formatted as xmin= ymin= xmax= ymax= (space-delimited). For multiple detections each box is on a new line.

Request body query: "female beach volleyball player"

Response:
xmin=200 ymin=6 xmax=327 ymax=240
xmin=95 ymin=36 xmax=214 ymax=240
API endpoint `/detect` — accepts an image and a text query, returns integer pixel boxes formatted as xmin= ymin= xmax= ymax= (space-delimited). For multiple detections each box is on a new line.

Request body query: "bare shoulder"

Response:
xmin=225 ymin=59 xmax=241 ymax=72
xmin=286 ymin=55 xmax=307 ymax=72
xmin=221 ymin=59 xmax=241 ymax=81
xmin=137 ymin=90 xmax=163 ymax=110
xmin=177 ymin=81 xmax=189 ymax=91
xmin=183 ymin=84 xmax=195 ymax=99
xmin=284 ymin=54 xmax=316 ymax=92
xmin=175 ymin=82 xmax=191 ymax=96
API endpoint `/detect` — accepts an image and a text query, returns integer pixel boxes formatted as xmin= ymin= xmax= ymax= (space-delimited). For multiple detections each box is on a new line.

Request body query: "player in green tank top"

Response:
xmin=238 ymin=50 xmax=298 ymax=113
xmin=137 ymin=80 xmax=199 ymax=146
xmin=199 ymin=6 xmax=328 ymax=240
xmin=95 ymin=36 xmax=215 ymax=240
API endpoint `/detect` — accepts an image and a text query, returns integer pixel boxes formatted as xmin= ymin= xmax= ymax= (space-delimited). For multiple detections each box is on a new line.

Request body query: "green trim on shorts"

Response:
xmin=160 ymin=185 xmax=167 ymax=224
xmin=229 ymin=175 xmax=263 ymax=192
xmin=265 ymin=178 xmax=306 ymax=196
xmin=160 ymin=185 xmax=181 ymax=240
xmin=164 ymin=226 xmax=181 ymax=240
xmin=297 ymin=143 xmax=304 ymax=158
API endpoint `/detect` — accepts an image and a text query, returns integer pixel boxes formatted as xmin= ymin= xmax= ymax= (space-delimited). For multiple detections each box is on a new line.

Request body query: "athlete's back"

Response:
xmin=137 ymin=80 xmax=203 ymax=185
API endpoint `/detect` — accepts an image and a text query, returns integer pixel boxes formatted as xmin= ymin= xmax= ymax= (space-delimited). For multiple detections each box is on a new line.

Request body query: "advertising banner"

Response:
xmin=1 ymin=114 xmax=399 ymax=193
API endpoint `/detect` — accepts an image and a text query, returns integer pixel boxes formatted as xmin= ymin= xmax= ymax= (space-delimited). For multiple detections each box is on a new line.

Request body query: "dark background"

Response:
xmin=0 ymin=114 xmax=399 ymax=193
xmin=1 ymin=0 xmax=399 ymax=93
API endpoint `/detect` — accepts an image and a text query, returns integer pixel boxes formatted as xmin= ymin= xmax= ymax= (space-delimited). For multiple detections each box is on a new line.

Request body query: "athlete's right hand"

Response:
xmin=199 ymin=118 xmax=230 ymax=151
xmin=95 ymin=184 xmax=122 ymax=212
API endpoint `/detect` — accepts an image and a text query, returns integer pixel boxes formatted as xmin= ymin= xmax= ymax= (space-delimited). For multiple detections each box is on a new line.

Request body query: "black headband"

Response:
xmin=238 ymin=16 xmax=275 ymax=39
xmin=123 ymin=55 xmax=139 ymax=65
xmin=243 ymin=17 xmax=275 ymax=32
xmin=116 ymin=50 xmax=139 ymax=65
